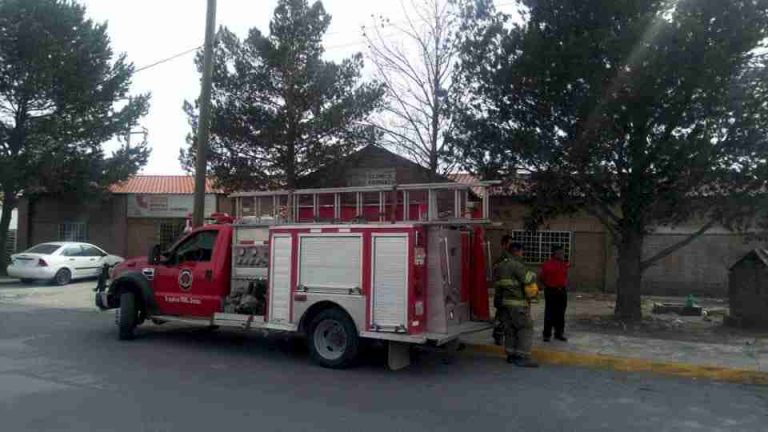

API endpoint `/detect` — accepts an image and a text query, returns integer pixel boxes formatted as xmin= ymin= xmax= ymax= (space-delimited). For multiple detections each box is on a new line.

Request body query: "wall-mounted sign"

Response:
xmin=127 ymin=194 xmax=216 ymax=218
xmin=345 ymin=168 xmax=396 ymax=186
xmin=366 ymin=169 xmax=396 ymax=185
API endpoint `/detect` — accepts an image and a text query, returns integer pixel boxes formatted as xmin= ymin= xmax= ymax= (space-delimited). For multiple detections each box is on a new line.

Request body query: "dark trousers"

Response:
xmin=492 ymin=292 xmax=503 ymax=341
xmin=499 ymin=305 xmax=534 ymax=357
xmin=543 ymin=286 xmax=567 ymax=338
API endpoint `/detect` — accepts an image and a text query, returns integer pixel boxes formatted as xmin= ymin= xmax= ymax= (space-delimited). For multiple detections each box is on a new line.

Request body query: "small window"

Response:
xmin=510 ymin=230 xmax=572 ymax=264
xmin=62 ymin=246 xmax=82 ymax=257
xmin=58 ymin=223 xmax=87 ymax=242
xmin=174 ymin=230 xmax=218 ymax=263
xmin=82 ymin=245 xmax=106 ymax=257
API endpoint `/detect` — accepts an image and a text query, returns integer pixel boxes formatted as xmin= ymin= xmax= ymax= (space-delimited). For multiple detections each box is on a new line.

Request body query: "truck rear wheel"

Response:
xmin=307 ymin=308 xmax=360 ymax=369
xmin=118 ymin=292 xmax=138 ymax=340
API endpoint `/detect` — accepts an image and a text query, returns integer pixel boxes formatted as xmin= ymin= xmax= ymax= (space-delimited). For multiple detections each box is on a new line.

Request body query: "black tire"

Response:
xmin=118 ymin=292 xmax=138 ymax=340
xmin=53 ymin=268 xmax=71 ymax=286
xmin=20 ymin=278 xmax=36 ymax=284
xmin=307 ymin=308 xmax=360 ymax=369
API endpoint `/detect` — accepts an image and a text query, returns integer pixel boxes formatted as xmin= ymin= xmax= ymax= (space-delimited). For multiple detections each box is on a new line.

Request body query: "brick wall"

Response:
xmin=638 ymin=233 xmax=763 ymax=297
xmin=488 ymin=197 xmax=760 ymax=297
xmin=125 ymin=218 xmax=160 ymax=258
xmin=22 ymin=195 xmax=127 ymax=256
xmin=488 ymin=198 xmax=609 ymax=291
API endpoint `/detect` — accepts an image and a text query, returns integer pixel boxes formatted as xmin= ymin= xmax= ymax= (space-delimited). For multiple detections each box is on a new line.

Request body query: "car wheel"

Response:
xmin=118 ymin=292 xmax=138 ymax=341
xmin=307 ymin=308 xmax=360 ymax=369
xmin=53 ymin=268 xmax=71 ymax=286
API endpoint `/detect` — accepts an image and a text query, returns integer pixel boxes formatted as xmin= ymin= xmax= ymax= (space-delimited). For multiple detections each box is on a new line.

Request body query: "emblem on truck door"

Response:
xmin=178 ymin=269 xmax=193 ymax=291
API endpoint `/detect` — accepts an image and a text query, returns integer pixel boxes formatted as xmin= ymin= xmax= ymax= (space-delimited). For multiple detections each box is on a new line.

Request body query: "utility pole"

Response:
xmin=192 ymin=0 xmax=217 ymax=227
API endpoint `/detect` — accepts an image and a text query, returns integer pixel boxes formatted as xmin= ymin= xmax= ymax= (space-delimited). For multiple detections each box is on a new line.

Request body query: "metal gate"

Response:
xmin=370 ymin=234 xmax=409 ymax=331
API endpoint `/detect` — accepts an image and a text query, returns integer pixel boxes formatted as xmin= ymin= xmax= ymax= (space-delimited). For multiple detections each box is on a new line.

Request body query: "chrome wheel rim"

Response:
xmin=56 ymin=270 xmax=69 ymax=285
xmin=313 ymin=319 xmax=347 ymax=361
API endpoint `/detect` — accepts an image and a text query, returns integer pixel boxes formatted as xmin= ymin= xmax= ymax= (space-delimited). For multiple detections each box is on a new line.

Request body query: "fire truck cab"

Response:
xmin=96 ymin=182 xmax=496 ymax=369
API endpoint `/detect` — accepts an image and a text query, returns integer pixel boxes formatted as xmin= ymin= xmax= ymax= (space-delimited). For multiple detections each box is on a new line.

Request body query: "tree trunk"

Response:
xmin=615 ymin=229 xmax=643 ymax=321
xmin=285 ymin=140 xmax=296 ymax=190
xmin=0 ymin=192 xmax=17 ymax=276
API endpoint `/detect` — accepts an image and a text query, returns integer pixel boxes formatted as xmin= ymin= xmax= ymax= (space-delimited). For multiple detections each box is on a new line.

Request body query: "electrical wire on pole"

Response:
xmin=192 ymin=0 xmax=217 ymax=227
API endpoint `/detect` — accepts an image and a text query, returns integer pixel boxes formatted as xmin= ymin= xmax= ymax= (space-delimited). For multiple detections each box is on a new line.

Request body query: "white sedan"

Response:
xmin=7 ymin=242 xmax=124 ymax=285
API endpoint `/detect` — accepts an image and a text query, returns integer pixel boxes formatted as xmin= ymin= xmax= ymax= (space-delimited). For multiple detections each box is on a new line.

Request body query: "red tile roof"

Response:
xmin=109 ymin=175 xmax=220 ymax=194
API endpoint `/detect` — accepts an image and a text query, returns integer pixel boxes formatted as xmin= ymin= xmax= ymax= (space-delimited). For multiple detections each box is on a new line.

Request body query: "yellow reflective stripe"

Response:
xmin=502 ymin=299 xmax=528 ymax=307
xmin=523 ymin=271 xmax=536 ymax=284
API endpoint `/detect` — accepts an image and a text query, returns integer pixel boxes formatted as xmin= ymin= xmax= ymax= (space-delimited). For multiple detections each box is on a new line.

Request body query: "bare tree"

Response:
xmin=363 ymin=0 xmax=458 ymax=175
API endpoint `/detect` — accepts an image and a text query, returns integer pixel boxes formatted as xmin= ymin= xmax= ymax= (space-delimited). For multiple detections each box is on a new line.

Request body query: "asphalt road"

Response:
xmin=0 ymin=282 xmax=766 ymax=431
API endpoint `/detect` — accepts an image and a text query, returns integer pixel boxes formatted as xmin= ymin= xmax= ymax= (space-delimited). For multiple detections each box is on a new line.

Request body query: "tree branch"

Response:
xmin=640 ymin=219 xmax=716 ymax=270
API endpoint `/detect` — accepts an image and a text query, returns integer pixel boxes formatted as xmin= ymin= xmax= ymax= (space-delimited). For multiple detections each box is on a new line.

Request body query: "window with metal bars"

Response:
xmin=510 ymin=230 xmax=572 ymax=264
xmin=157 ymin=220 xmax=186 ymax=251
xmin=58 ymin=222 xmax=87 ymax=242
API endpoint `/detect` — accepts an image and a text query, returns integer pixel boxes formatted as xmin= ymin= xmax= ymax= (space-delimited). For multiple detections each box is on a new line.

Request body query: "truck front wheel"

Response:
xmin=117 ymin=292 xmax=138 ymax=340
xmin=307 ymin=308 xmax=360 ymax=369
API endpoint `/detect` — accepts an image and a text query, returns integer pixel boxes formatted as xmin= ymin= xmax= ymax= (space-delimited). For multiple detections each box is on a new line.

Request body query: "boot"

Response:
xmin=513 ymin=356 xmax=539 ymax=368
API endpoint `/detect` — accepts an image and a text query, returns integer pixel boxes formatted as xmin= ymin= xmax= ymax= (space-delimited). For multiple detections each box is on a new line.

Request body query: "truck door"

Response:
xmin=153 ymin=229 xmax=224 ymax=317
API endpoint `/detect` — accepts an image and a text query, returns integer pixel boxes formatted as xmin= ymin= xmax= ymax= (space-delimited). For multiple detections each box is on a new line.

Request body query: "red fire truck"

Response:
xmin=95 ymin=182 xmax=496 ymax=369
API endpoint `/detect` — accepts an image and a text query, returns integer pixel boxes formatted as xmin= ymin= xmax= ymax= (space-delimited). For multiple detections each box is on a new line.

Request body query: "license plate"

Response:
xmin=15 ymin=257 xmax=34 ymax=266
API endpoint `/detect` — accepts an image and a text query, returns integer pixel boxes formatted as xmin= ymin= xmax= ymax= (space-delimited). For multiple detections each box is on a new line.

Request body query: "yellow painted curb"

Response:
xmin=466 ymin=343 xmax=768 ymax=385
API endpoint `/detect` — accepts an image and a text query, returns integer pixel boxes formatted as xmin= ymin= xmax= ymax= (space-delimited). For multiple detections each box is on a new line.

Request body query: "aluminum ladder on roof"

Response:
xmin=229 ymin=182 xmax=498 ymax=224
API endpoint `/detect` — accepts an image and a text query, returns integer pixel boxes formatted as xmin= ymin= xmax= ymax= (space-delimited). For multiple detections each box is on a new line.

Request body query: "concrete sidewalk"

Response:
xmin=462 ymin=328 xmax=768 ymax=384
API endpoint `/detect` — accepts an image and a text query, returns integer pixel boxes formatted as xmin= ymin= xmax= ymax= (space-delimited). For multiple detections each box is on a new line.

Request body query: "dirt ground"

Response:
xmin=539 ymin=292 xmax=768 ymax=346
xmin=489 ymin=291 xmax=768 ymax=346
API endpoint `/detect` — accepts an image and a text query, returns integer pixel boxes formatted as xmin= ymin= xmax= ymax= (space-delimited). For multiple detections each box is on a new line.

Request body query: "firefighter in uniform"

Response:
xmin=492 ymin=235 xmax=512 ymax=345
xmin=494 ymin=242 xmax=539 ymax=367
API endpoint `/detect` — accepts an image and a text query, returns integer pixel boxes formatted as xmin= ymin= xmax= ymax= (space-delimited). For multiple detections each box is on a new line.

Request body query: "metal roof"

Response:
xmin=730 ymin=248 xmax=768 ymax=269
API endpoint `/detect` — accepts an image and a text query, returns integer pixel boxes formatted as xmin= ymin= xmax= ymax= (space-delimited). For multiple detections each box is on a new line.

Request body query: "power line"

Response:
xmin=130 ymin=1 xmax=519 ymax=71
xmin=134 ymin=45 xmax=202 ymax=73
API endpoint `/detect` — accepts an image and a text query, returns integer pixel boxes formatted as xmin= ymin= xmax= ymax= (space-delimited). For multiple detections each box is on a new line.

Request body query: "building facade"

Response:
xmin=16 ymin=176 xmax=231 ymax=258
xmin=472 ymin=183 xmax=764 ymax=297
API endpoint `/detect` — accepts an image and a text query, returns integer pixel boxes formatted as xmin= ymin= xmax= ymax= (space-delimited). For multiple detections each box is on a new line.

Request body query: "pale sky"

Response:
xmin=80 ymin=0 xmax=516 ymax=174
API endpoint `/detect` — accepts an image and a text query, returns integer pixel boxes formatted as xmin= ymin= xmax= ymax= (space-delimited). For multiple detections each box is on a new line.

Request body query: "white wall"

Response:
xmin=0 ymin=207 xmax=17 ymax=230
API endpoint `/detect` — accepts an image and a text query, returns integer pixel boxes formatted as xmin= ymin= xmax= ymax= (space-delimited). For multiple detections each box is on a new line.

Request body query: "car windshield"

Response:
xmin=24 ymin=244 xmax=62 ymax=255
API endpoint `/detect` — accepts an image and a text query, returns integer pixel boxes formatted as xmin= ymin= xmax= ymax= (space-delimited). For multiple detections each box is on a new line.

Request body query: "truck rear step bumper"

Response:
xmin=363 ymin=321 xmax=492 ymax=346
